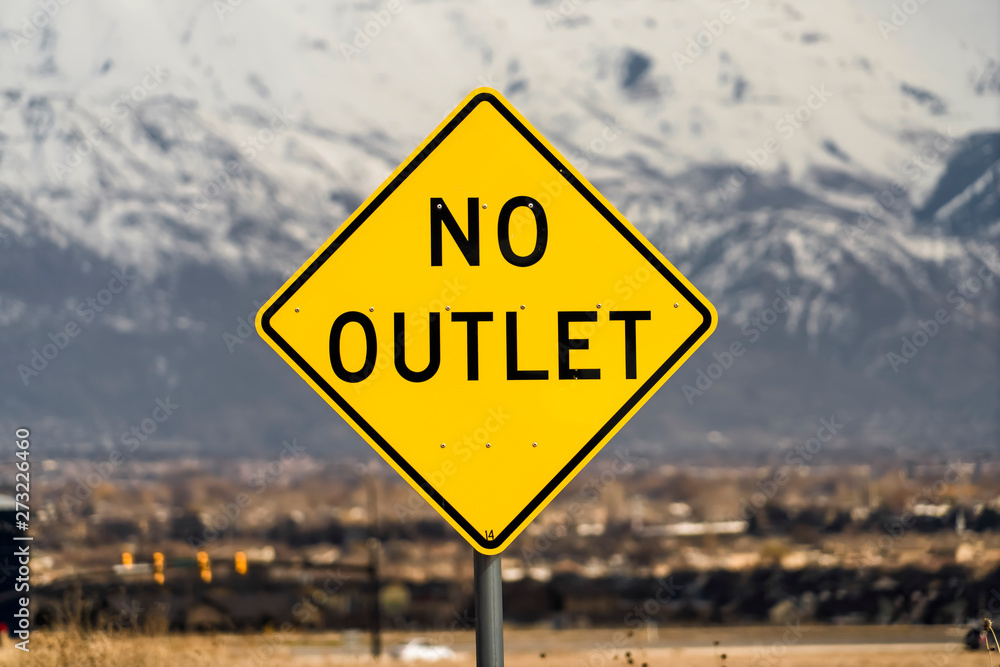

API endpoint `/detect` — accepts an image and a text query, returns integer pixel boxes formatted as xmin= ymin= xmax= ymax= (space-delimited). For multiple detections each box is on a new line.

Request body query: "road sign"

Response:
xmin=256 ymin=88 xmax=716 ymax=554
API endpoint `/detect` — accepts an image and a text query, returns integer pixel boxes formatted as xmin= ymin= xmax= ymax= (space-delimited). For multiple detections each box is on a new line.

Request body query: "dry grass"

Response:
xmin=0 ymin=590 xmax=284 ymax=667
xmin=0 ymin=631 xmax=243 ymax=667
xmin=0 ymin=632 xmax=991 ymax=667
xmin=505 ymin=652 xmax=987 ymax=667
xmin=0 ymin=630 xmax=348 ymax=666
xmin=0 ymin=621 xmax=991 ymax=667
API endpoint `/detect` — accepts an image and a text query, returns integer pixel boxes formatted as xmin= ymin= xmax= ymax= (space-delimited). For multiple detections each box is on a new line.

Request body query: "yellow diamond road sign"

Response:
xmin=256 ymin=88 xmax=716 ymax=554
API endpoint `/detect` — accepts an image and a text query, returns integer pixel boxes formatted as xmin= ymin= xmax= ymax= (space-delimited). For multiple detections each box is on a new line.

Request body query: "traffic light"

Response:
xmin=235 ymin=551 xmax=247 ymax=575
xmin=153 ymin=552 xmax=165 ymax=585
xmin=197 ymin=551 xmax=211 ymax=583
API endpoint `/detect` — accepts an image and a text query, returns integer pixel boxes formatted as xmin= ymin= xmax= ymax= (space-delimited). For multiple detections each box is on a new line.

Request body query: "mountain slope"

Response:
xmin=1 ymin=0 xmax=997 ymax=458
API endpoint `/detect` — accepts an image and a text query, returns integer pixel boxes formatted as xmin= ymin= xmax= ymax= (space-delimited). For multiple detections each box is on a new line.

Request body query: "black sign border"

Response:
xmin=260 ymin=91 xmax=713 ymax=550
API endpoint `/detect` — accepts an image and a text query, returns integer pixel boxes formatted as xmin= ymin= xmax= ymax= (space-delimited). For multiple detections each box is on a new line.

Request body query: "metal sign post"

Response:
xmin=474 ymin=551 xmax=504 ymax=667
xmin=254 ymin=85 xmax=716 ymax=665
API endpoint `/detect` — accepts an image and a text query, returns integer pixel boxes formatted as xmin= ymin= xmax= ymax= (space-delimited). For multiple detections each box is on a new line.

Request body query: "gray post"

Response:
xmin=474 ymin=551 xmax=504 ymax=667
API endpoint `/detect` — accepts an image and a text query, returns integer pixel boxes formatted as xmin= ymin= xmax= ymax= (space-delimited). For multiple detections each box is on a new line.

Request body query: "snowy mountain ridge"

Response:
xmin=1 ymin=0 xmax=997 ymax=457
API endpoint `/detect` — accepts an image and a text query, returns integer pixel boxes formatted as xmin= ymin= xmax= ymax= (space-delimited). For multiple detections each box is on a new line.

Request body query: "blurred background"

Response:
xmin=0 ymin=0 xmax=998 ymax=664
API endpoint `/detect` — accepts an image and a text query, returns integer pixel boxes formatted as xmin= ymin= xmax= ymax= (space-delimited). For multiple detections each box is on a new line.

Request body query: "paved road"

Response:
xmin=290 ymin=625 xmax=978 ymax=659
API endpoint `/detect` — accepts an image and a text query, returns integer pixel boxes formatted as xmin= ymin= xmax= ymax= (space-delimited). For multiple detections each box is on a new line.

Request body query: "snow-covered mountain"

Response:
xmin=1 ymin=0 xmax=997 ymax=459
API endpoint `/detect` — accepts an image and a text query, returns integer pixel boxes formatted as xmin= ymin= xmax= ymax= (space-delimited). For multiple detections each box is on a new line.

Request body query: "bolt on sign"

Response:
xmin=256 ymin=88 xmax=716 ymax=554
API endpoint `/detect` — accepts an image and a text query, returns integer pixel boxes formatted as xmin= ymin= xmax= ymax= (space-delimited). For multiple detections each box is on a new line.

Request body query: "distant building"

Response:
xmin=638 ymin=520 xmax=747 ymax=537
